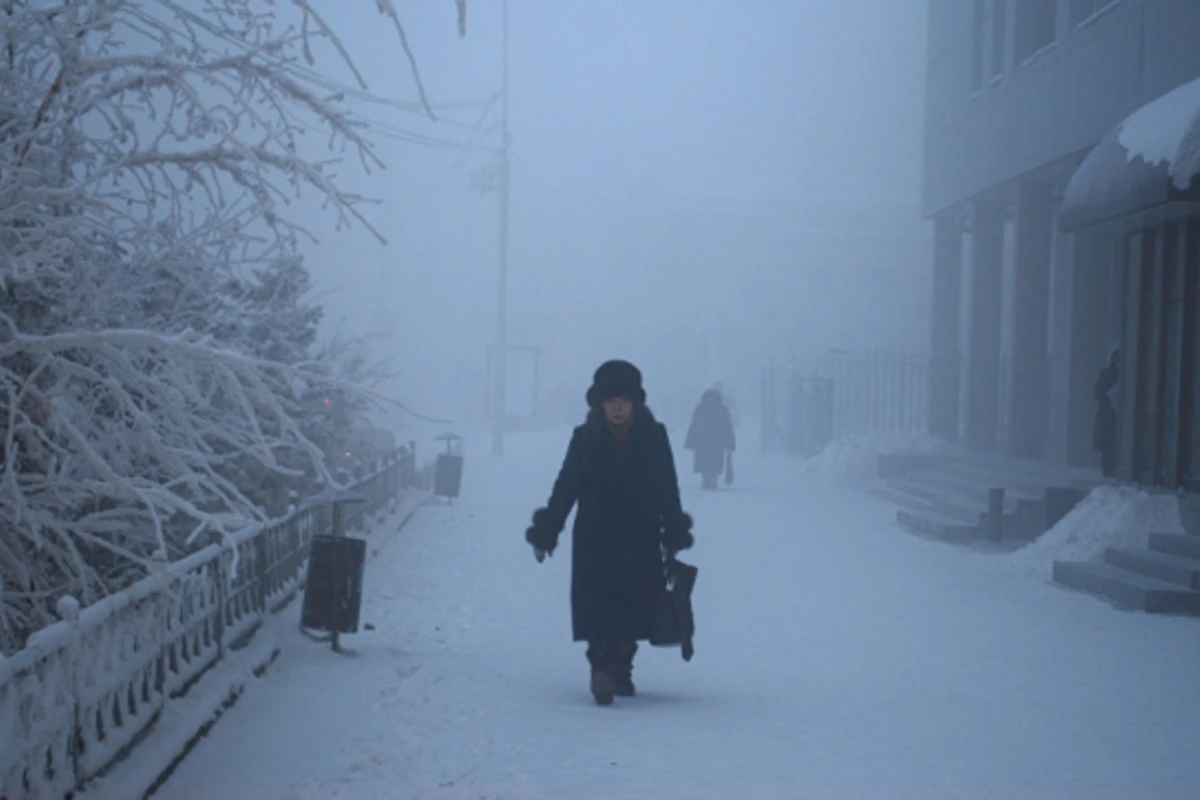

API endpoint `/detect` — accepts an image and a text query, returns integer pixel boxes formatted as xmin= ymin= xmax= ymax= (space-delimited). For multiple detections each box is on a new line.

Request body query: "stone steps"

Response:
xmin=866 ymin=450 xmax=1200 ymax=615
xmin=884 ymin=474 xmax=1051 ymax=543
xmin=1104 ymin=547 xmax=1200 ymax=590
xmin=1052 ymin=530 xmax=1200 ymax=615
xmin=895 ymin=508 xmax=981 ymax=543
xmin=873 ymin=450 xmax=1096 ymax=546
xmin=1052 ymin=560 xmax=1200 ymax=615
xmin=867 ymin=450 xmax=1095 ymax=549
xmin=948 ymin=462 xmax=1100 ymax=491
xmin=867 ymin=485 xmax=942 ymax=516
xmin=936 ymin=451 xmax=1107 ymax=488
xmin=1149 ymin=532 xmax=1200 ymax=560
xmin=926 ymin=461 xmax=1076 ymax=493
xmin=889 ymin=472 xmax=1030 ymax=513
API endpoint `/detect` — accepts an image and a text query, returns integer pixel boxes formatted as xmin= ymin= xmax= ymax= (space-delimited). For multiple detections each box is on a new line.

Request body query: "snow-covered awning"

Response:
xmin=1060 ymin=75 xmax=1200 ymax=231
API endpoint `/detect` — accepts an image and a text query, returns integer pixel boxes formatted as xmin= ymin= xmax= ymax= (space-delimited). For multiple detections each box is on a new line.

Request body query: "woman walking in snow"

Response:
xmin=526 ymin=360 xmax=695 ymax=706
xmin=684 ymin=387 xmax=736 ymax=490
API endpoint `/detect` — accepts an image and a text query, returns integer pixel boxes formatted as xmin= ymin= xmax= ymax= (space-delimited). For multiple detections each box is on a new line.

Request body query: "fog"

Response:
xmin=300 ymin=1 xmax=931 ymax=433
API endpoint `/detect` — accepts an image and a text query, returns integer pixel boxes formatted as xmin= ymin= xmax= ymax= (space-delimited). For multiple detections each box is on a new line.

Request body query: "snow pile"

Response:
xmin=1116 ymin=75 xmax=1200 ymax=190
xmin=1008 ymin=485 xmax=1185 ymax=575
xmin=801 ymin=432 xmax=952 ymax=486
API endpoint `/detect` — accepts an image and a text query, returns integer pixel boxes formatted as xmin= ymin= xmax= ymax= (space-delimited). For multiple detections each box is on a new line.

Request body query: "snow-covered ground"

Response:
xmin=143 ymin=428 xmax=1200 ymax=799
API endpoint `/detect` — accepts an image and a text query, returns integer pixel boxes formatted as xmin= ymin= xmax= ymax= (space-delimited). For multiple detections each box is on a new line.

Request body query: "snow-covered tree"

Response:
xmin=0 ymin=0 xmax=464 ymax=652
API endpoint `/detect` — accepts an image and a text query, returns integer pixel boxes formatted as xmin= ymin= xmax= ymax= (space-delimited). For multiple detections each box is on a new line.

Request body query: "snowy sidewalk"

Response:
xmin=150 ymin=430 xmax=1200 ymax=799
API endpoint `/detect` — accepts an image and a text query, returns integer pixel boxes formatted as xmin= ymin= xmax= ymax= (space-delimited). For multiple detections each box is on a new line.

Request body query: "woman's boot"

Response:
xmin=586 ymin=641 xmax=616 ymax=705
xmin=613 ymin=641 xmax=637 ymax=697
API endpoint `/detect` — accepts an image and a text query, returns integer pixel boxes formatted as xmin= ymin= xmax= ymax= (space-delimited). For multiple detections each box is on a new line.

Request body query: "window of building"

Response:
xmin=972 ymin=0 xmax=986 ymax=92
xmin=990 ymin=0 xmax=1007 ymax=79
xmin=1015 ymin=0 xmax=1057 ymax=62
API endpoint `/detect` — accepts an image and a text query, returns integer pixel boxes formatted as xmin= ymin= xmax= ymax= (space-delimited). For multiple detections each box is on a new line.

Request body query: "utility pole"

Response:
xmin=491 ymin=0 xmax=511 ymax=456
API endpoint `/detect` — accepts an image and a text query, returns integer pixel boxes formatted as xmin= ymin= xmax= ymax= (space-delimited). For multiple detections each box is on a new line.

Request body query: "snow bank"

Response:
xmin=1008 ymin=485 xmax=1184 ymax=576
xmin=1117 ymin=75 xmax=1200 ymax=190
xmin=801 ymin=431 xmax=952 ymax=486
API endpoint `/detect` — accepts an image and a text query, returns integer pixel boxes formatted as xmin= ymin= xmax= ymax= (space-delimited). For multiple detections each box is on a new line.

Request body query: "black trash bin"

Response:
xmin=300 ymin=534 xmax=367 ymax=634
xmin=298 ymin=489 xmax=368 ymax=650
xmin=433 ymin=432 xmax=464 ymax=501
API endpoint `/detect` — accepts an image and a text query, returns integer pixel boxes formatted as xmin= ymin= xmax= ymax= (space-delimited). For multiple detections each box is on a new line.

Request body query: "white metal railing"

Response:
xmin=0 ymin=446 xmax=419 ymax=799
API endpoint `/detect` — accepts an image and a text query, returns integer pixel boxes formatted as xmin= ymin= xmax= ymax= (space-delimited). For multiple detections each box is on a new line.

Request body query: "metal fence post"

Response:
xmin=55 ymin=595 xmax=83 ymax=792
xmin=255 ymin=525 xmax=270 ymax=615
xmin=212 ymin=533 xmax=228 ymax=659
xmin=393 ymin=449 xmax=401 ymax=499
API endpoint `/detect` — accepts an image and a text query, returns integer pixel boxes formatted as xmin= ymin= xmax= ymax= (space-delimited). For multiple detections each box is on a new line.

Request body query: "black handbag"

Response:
xmin=649 ymin=554 xmax=698 ymax=661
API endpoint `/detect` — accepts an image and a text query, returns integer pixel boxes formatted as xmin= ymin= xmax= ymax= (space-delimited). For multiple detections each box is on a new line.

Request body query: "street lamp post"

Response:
xmin=492 ymin=0 xmax=511 ymax=456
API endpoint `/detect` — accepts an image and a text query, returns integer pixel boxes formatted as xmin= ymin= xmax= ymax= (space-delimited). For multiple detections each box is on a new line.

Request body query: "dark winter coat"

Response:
xmin=684 ymin=390 xmax=736 ymax=477
xmin=526 ymin=407 xmax=693 ymax=643
xmin=1092 ymin=363 xmax=1118 ymax=456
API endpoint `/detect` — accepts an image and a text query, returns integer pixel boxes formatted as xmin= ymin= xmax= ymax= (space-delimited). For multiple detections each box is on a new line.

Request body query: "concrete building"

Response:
xmin=922 ymin=0 xmax=1200 ymax=491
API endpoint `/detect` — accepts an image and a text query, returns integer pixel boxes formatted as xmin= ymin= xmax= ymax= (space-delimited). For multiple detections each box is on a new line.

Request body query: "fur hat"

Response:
xmin=586 ymin=359 xmax=646 ymax=409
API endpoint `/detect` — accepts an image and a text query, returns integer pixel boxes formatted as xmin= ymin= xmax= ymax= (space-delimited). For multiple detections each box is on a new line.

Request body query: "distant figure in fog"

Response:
xmin=685 ymin=388 xmax=736 ymax=490
xmin=1093 ymin=349 xmax=1120 ymax=478
xmin=525 ymin=360 xmax=694 ymax=706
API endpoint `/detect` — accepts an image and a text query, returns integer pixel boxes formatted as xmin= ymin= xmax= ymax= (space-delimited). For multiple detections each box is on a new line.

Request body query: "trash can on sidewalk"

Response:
xmin=299 ymin=489 xmax=368 ymax=646
xmin=300 ymin=534 xmax=367 ymax=634
xmin=433 ymin=432 xmax=464 ymax=501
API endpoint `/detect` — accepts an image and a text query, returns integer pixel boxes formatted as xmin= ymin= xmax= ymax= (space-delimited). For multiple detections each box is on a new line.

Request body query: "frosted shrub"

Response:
xmin=0 ymin=0 xmax=463 ymax=651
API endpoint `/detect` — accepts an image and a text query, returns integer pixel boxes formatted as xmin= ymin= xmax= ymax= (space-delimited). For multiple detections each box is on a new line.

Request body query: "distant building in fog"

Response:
xmin=923 ymin=0 xmax=1200 ymax=490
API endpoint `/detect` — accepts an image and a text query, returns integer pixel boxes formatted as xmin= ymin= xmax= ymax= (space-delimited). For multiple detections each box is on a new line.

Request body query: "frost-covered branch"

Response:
xmin=0 ymin=0 xmax=462 ymax=653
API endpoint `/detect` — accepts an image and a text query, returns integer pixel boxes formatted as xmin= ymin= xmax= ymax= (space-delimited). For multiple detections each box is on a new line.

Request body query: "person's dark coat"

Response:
xmin=684 ymin=390 xmax=735 ymax=477
xmin=526 ymin=406 xmax=693 ymax=643
xmin=1093 ymin=361 xmax=1119 ymax=471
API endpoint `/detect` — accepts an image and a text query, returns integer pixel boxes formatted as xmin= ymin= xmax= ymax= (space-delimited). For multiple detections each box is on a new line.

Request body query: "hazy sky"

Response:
xmin=296 ymin=1 xmax=931 ymax=428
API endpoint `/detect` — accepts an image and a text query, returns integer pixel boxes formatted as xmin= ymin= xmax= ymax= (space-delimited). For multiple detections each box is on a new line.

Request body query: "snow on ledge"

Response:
xmin=1007 ymin=485 xmax=1184 ymax=576
xmin=1116 ymin=76 xmax=1200 ymax=190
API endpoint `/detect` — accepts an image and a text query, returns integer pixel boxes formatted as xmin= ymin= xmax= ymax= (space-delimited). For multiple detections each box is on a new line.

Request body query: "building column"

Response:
xmin=1064 ymin=232 xmax=1113 ymax=467
xmin=929 ymin=214 xmax=962 ymax=440
xmin=965 ymin=199 xmax=1005 ymax=451
xmin=1044 ymin=208 xmax=1073 ymax=462
xmin=1008 ymin=182 xmax=1055 ymax=458
xmin=1142 ymin=226 xmax=1173 ymax=486
xmin=1182 ymin=218 xmax=1200 ymax=492
xmin=1118 ymin=230 xmax=1158 ymax=482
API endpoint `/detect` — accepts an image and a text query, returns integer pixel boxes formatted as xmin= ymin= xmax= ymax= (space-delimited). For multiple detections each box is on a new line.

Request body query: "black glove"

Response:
xmin=526 ymin=508 xmax=559 ymax=562
xmin=662 ymin=512 xmax=695 ymax=553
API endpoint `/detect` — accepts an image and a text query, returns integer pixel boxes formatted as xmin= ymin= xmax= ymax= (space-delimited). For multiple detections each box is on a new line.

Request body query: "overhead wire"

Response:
xmin=421 ymin=91 xmax=505 ymax=192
